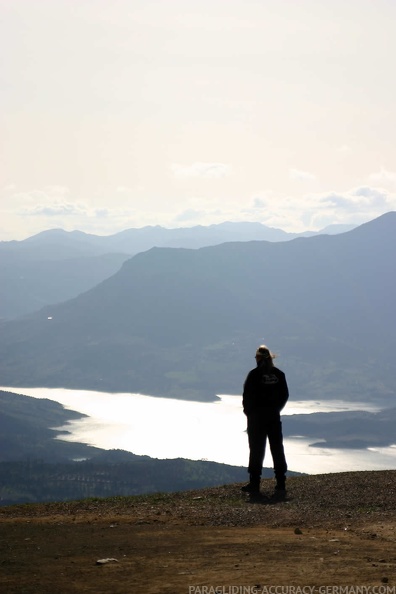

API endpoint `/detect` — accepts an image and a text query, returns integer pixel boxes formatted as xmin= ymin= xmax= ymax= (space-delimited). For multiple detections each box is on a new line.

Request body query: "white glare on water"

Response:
xmin=1 ymin=387 xmax=395 ymax=474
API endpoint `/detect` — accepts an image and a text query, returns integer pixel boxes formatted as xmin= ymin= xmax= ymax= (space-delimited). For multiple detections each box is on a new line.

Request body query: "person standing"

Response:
xmin=241 ymin=344 xmax=289 ymax=495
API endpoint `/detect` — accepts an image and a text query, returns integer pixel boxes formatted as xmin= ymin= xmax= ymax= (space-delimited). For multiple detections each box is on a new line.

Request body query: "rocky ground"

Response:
xmin=1 ymin=471 xmax=396 ymax=593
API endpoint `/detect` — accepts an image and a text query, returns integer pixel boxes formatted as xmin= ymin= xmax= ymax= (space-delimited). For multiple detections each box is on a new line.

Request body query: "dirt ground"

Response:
xmin=1 ymin=472 xmax=396 ymax=594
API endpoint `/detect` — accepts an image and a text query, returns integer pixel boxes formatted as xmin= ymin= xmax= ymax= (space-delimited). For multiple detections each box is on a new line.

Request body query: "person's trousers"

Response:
xmin=247 ymin=413 xmax=287 ymax=479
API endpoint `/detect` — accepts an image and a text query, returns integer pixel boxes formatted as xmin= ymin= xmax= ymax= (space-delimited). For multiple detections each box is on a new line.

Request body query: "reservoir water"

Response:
xmin=2 ymin=386 xmax=396 ymax=475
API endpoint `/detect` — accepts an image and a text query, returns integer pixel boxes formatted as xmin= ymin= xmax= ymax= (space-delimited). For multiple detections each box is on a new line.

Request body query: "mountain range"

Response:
xmin=0 ymin=221 xmax=355 ymax=320
xmin=0 ymin=212 xmax=394 ymax=404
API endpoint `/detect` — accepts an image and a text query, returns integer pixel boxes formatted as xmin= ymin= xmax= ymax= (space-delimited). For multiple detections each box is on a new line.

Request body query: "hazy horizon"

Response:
xmin=1 ymin=216 xmax=362 ymax=243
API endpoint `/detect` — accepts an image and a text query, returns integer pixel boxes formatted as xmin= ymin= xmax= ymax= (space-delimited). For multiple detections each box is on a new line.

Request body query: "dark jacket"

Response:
xmin=242 ymin=364 xmax=289 ymax=417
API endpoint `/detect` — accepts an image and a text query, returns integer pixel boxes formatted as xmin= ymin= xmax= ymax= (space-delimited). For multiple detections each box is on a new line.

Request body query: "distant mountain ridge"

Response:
xmin=1 ymin=220 xmax=357 ymax=259
xmin=0 ymin=212 xmax=394 ymax=404
xmin=0 ymin=220 xmax=356 ymax=321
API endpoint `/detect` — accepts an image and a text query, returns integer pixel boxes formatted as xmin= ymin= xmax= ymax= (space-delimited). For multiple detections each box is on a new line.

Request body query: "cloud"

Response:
xmin=21 ymin=202 xmax=123 ymax=221
xmin=174 ymin=209 xmax=206 ymax=222
xmin=2 ymin=176 xmax=395 ymax=242
xmin=352 ymin=186 xmax=389 ymax=204
xmin=171 ymin=162 xmax=232 ymax=179
xmin=8 ymin=187 xmax=115 ymax=221
xmin=321 ymin=187 xmax=389 ymax=210
xmin=238 ymin=184 xmax=396 ymax=233
xmin=95 ymin=208 xmax=111 ymax=218
xmin=289 ymin=168 xmax=316 ymax=182
xmin=307 ymin=185 xmax=395 ymax=230
xmin=320 ymin=192 xmax=352 ymax=208
xmin=251 ymin=193 xmax=270 ymax=209
xmin=368 ymin=168 xmax=396 ymax=188
xmin=22 ymin=201 xmax=88 ymax=217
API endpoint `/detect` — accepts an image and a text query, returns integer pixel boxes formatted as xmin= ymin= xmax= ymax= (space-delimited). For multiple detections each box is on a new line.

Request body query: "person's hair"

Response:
xmin=256 ymin=344 xmax=276 ymax=371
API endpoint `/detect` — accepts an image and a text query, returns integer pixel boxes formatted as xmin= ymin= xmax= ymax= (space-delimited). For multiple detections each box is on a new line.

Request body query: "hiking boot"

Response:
xmin=274 ymin=474 xmax=286 ymax=492
xmin=274 ymin=482 xmax=286 ymax=498
xmin=241 ymin=475 xmax=260 ymax=494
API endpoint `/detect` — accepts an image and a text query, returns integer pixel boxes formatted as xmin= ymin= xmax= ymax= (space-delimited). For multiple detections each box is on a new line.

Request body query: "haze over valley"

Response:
xmin=0 ymin=220 xmax=355 ymax=320
xmin=0 ymin=213 xmax=395 ymax=404
xmin=1 ymin=213 xmax=395 ymax=503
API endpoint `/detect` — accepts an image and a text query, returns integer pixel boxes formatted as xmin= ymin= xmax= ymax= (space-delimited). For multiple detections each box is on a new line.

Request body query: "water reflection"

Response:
xmin=2 ymin=386 xmax=395 ymax=474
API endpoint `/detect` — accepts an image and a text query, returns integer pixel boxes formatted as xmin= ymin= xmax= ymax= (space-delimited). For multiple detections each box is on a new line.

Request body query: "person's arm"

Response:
xmin=278 ymin=371 xmax=289 ymax=412
xmin=242 ymin=370 xmax=255 ymax=415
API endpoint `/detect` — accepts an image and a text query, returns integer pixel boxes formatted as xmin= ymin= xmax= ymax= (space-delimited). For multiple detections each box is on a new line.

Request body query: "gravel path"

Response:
xmin=1 ymin=470 xmax=395 ymax=530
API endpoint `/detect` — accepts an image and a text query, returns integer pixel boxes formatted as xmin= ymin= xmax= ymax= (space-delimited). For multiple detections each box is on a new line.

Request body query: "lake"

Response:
xmin=2 ymin=386 xmax=396 ymax=475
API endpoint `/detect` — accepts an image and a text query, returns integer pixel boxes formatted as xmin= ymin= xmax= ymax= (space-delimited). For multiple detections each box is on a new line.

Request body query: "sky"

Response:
xmin=1 ymin=0 xmax=396 ymax=241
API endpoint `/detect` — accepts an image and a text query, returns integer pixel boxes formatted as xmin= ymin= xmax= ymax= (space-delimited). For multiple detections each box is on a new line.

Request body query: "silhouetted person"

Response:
xmin=241 ymin=344 xmax=289 ymax=495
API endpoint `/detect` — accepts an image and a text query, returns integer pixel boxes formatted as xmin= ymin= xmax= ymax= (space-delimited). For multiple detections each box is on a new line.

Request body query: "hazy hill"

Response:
xmin=0 ymin=252 xmax=129 ymax=321
xmin=0 ymin=221 xmax=355 ymax=320
xmin=0 ymin=389 xmax=99 ymax=463
xmin=0 ymin=213 xmax=394 ymax=403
